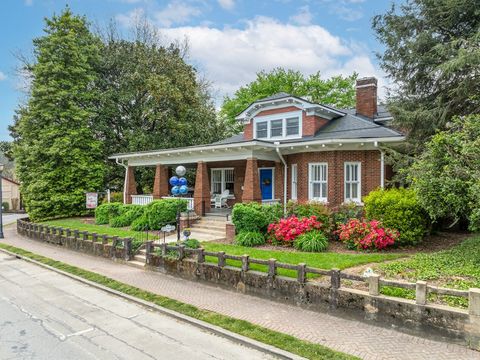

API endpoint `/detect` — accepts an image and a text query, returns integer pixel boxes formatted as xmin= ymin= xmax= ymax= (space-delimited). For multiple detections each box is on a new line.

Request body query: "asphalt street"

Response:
xmin=0 ymin=252 xmax=277 ymax=360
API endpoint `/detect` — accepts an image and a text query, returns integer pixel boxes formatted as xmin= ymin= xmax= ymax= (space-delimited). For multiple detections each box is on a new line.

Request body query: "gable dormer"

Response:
xmin=236 ymin=93 xmax=345 ymax=141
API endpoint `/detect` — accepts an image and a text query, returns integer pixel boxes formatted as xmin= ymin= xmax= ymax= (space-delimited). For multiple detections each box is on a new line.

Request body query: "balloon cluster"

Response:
xmin=169 ymin=166 xmax=188 ymax=196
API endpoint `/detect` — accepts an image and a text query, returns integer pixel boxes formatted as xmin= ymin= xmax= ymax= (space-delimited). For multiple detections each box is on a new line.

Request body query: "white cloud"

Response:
xmin=0 ymin=72 xmax=6 ymax=81
xmin=116 ymin=8 xmax=146 ymax=28
xmin=24 ymin=0 xmax=33 ymax=5
xmin=331 ymin=4 xmax=363 ymax=21
xmin=289 ymin=6 xmax=313 ymax=26
xmin=156 ymin=17 xmax=384 ymax=100
xmin=154 ymin=0 xmax=202 ymax=27
xmin=218 ymin=0 xmax=235 ymax=10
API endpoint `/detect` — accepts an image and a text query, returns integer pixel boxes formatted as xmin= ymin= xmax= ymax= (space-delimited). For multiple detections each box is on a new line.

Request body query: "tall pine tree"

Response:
xmin=11 ymin=9 xmax=104 ymax=220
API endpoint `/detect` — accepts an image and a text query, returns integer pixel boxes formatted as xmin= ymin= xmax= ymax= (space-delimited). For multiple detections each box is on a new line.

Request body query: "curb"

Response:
xmin=0 ymin=248 xmax=306 ymax=360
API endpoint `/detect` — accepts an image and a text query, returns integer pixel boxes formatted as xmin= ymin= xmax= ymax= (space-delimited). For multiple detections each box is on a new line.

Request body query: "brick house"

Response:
xmin=110 ymin=77 xmax=404 ymax=216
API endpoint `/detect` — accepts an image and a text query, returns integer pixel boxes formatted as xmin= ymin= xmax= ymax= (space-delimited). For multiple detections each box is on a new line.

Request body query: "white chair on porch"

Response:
xmin=213 ymin=190 xmax=230 ymax=209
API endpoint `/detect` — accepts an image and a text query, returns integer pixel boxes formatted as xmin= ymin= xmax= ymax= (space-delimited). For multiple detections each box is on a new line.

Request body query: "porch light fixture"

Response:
xmin=322 ymin=144 xmax=326 ymax=148
xmin=339 ymin=143 xmax=343 ymax=147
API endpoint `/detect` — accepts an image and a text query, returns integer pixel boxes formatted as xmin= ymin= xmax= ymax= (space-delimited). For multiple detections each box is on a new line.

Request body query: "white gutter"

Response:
xmin=380 ymin=150 xmax=385 ymax=188
xmin=274 ymin=142 xmax=288 ymax=216
xmin=116 ymin=158 xmax=128 ymax=204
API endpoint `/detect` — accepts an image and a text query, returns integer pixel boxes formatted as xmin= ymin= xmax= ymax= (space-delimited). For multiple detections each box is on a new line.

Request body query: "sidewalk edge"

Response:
xmin=0 ymin=248 xmax=306 ymax=360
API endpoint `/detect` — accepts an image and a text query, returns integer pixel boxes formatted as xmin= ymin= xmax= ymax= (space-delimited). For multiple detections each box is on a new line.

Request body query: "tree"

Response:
xmin=409 ymin=115 xmax=480 ymax=231
xmin=373 ymin=0 xmax=480 ymax=151
xmin=93 ymin=22 xmax=225 ymax=192
xmin=221 ymin=68 xmax=357 ymax=129
xmin=10 ymin=9 xmax=105 ymax=220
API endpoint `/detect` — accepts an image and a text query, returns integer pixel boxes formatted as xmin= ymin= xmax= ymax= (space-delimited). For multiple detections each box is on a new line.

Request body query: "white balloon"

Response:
xmin=176 ymin=165 xmax=186 ymax=176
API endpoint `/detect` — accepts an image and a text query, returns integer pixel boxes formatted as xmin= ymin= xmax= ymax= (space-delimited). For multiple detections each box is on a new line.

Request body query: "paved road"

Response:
xmin=0 ymin=252 xmax=277 ymax=360
xmin=3 ymin=225 xmax=480 ymax=360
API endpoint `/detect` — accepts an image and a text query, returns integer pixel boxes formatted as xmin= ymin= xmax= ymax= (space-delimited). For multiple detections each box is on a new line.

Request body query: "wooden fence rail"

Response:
xmin=16 ymin=218 xmax=478 ymax=312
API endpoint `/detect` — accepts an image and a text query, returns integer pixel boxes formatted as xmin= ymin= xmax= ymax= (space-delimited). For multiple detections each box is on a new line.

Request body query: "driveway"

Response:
xmin=0 ymin=252 xmax=276 ymax=360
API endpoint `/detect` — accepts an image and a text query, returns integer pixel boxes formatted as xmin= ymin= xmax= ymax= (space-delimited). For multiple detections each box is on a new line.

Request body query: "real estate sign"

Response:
xmin=86 ymin=192 xmax=98 ymax=209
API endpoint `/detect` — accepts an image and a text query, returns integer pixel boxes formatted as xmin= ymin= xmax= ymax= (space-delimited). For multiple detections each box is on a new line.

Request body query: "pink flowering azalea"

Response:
xmin=336 ymin=218 xmax=399 ymax=251
xmin=267 ymin=215 xmax=323 ymax=246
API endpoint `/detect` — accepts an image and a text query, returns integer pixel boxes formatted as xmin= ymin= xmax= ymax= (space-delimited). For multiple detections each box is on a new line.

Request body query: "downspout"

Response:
xmin=380 ymin=150 xmax=385 ymax=189
xmin=116 ymin=158 xmax=128 ymax=204
xmin=274 ymin=142 xmax=288 ymax=216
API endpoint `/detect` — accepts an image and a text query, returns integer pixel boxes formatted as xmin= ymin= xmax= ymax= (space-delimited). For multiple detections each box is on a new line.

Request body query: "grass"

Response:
xmin=0 ymin=243 xmax=358 ymax=360
xmin=41 ymin=218 xmax=159 ymax=241
xmin=202 ymin=242 xmax=404 ymax=278
xmin=379 ymin=235 xmax=480 ymax=308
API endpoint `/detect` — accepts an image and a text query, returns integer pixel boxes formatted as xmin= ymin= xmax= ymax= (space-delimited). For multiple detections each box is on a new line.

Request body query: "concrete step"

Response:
xmin=133 ymin=255 xmax=146 ymax=262
xmin=126 ymin=260 xmax=145 ymax=269
xmin=188 ymin=227 xmax=225 ymax=236
xmin=202 ymin=215 xmax=230 ymax=222
xmin=191 ymin=223 xmax=226 ymax=231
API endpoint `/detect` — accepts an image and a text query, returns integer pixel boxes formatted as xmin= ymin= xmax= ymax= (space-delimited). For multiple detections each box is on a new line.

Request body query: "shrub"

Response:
xmin=337 ymin=218 xmax=399 ymax=251
xmin=2 ymin=202 xmax=9 ymax=211
xmin=145 ymin=198 xmax=188 ymax=230
xmin=287 ymin=201 xmax=331 ymax=230
xmin=267 ymin=216 xmax=323 ymax=246
xmin=232 ymin=202 xmax=282 ymax=233
xmin=235 ymin=231 xmax=266 ymax=247
xmin=364 ymin=188 xmax=428 ymax=246
xmin=331 ymin=202 xmax=363 ymax=227
xmin=109 ymin=205 xmax=145 ymax=228
xmin=294 ymin=230 xmax=329 ymax=252
xmin=131 ymin=215 xmax=149 ymax=231
xmin=182 ymin=238 xmax=200 ymax=249
xmin=95 ymin=202 xmax=122 ymax=225
xmin=101 ymin=192 xmax=123 ymax=204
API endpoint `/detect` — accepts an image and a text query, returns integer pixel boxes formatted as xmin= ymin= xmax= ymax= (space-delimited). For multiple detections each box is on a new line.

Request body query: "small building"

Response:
xmin=2 ymin=177 xmax=21 ymax=211
xmin=110 ymin=77 xmax=404 ymax=216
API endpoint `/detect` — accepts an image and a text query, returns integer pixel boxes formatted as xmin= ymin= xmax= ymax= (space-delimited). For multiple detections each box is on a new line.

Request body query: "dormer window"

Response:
xmin=253 ymin=111 xmax=302 ymax=140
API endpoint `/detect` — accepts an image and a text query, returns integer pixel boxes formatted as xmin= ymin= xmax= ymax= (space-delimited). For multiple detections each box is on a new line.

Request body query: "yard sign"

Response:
xmin=86 ymin=192 xmax=98 ymax=209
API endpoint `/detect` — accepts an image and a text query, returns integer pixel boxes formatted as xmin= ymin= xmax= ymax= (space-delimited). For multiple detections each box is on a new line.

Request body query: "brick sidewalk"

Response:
xmin=2 ymin=225 xmax=480 ymax=360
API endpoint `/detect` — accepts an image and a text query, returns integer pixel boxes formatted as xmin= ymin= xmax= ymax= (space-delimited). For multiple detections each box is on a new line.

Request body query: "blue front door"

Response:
xmin=259 ymin=169 xmax=273 ymax=200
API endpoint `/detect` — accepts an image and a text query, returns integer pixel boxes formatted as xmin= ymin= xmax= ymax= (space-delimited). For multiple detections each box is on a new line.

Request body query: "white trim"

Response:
xmin=258 ymin=167 xmax=275 ymax=201
xmin=356 ymin=83 xmax=377 ymax=89
xmin=291 ymin=164 xmax=297 ymax=200
xmin=253 ymin=111 xmax=302 ymax=140
xmin=380 ymin=150 xmax=385 ymax=189
xmin=210 ymin=168 xmax=235 ymax=195
xmin=344 ymin=162 xmax=362 ymax=203
xmin=308 ymin=163 xmax=328 ymax=202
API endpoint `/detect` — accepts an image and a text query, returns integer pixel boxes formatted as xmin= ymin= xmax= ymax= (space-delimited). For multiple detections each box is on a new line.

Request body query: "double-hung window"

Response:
xmin=211 ymin=168 xmax=234 ymax=195
xmin=253 ymin=111 xmax=301 ymax=140
xmin=308 ymin=163 xmax=328 ymax=202
xmin=291 ymin=164 xmax=297 ymax=200
xmin=344 ymin=162 xmax=361 ymax=203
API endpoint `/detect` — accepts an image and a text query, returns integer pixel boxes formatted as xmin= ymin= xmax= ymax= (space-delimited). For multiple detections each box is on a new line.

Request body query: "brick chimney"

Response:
xmin=356 ymin=77 xmax=377 ymax=118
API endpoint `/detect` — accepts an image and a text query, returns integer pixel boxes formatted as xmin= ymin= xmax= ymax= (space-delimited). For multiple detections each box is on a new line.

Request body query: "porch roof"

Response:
xmin=109 ymin=135 xmax=405 ymax=167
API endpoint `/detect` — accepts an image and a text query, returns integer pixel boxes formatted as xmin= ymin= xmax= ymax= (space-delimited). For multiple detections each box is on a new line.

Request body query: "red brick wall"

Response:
xmin=243 ymin=122 xmax=253 ymax=140
xmin=283 ymin=150 xmax=383 ymax=207
xmin=356 ymin=77 xmax=377 ymax=118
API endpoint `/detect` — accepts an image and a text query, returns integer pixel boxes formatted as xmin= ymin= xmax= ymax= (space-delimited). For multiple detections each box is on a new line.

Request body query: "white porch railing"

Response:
xmin=262 ymin=199 xmax=280 ymax=206
xmin=162 ymin=196 xmax=195 ymax=211
xmin=131 ymin=194 xmax=154 ymax=205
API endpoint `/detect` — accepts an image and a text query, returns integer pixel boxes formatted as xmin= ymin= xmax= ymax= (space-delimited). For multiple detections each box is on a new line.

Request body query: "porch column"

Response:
xmin=125 ymin=166 xmax=137 ymax=204
xmin=153 ymin=164 xmax=169 ymax=199
xmin=194 ymin=161 xmax=210 ymax=216
xmin=242 ymin=157 xmax=261 ymax=202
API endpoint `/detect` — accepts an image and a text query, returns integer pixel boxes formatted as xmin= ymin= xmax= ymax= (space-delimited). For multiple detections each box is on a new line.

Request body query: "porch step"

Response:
xmin=188 ymin=227 xmax=225 ymax=237
xmin=204 ymin=213 xmax=231 ymax=219
xmin=191 ymin=222 xmax=226 ymax=231
xmin=133 ymin=254 xmax=146 ymax=262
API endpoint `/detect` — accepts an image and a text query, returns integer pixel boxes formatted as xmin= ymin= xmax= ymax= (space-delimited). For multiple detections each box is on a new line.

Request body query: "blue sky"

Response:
xmin=0 ymin=0 xmax=400 ymax=141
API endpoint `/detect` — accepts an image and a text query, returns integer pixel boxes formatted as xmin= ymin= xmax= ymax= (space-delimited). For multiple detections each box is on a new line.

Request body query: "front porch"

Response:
xmin=126 ymin=157 xmax=283 ymax=216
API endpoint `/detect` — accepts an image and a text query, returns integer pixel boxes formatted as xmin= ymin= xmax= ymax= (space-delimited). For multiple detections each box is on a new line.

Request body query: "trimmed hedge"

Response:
xmin=364 ymin=188 xmax=428 ymax=246
xmin=146 ymin=198 xmax=188 ymax=230
xmin=109 ymin=205 xmax=145 ymax=228
xmin=232 ymin=202 xmax=283 ymax=233
xmin=95 ymin=203 xmax=123 ymax=225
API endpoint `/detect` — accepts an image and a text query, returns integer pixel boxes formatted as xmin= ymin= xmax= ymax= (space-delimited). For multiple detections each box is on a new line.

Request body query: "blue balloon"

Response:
xmin=171 ymin=186 xmax=180 ymax=195
xmin=178 ymin=177 xmax=187 ymax=186
xmin=169 ymin=176 xmax=179 ymax=186
xmin=179 ymin=185 xmax=188 ymax=194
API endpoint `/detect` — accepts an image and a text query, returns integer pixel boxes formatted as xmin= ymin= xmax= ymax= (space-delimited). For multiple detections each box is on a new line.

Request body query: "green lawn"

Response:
xmin=41 ymin=218 xmax=159 ymax=241
xmin=379 ymin=235 xmax=480 ymax=307
xmin=201 ymin=242 xmax=404 ymax=277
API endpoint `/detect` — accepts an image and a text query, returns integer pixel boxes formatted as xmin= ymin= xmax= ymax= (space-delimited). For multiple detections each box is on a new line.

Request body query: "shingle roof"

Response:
xmin=256 ymin=92 xmax=293 ymax=102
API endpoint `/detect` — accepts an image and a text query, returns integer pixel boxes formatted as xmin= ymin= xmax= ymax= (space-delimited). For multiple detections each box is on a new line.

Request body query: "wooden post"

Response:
xmin=178 ymin=245 xmax=185 ymax=260
xmin=416 ymin=280 xmax=427 ymax=305
xmin=197 ymin=248 xmax=205 ymax=263
xmin=268 ymin=258 xmax=277 ymax=278
xmin=218 ymin=251 xmax=225 ymax=267
xmin=145 ymin=241 xmax=153 ymax=265
xmin=330 ymin=268 xmax=341 ymax=309
xmin=161 ymin=243 xmax=167 ymax=257
xmin=123 ymin=238 xmax=132 ymax=260
xmin=241 ymin=255 xmax=249 ymax=272
xmin=297 ymin=263 xmax=307 ymax=284
xmin=368 ymin=274 xmax=380 ymax=296
xmin=469 ymin=288 xmax=480 ymax=316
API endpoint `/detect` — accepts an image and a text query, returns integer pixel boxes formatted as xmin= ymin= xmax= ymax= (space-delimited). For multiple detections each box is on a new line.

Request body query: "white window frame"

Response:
xmin=211 ymin=168 xmax=234 ymax=195
xmin=308 ymin=163 xmax=328 ymax=202
xmin=253 ymin=111 xmax=302 ymax=140
xmin=344 ymin=162 xmax=361 ymax=203
xmin=291 ymin=164 xmax=297 ymax=200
